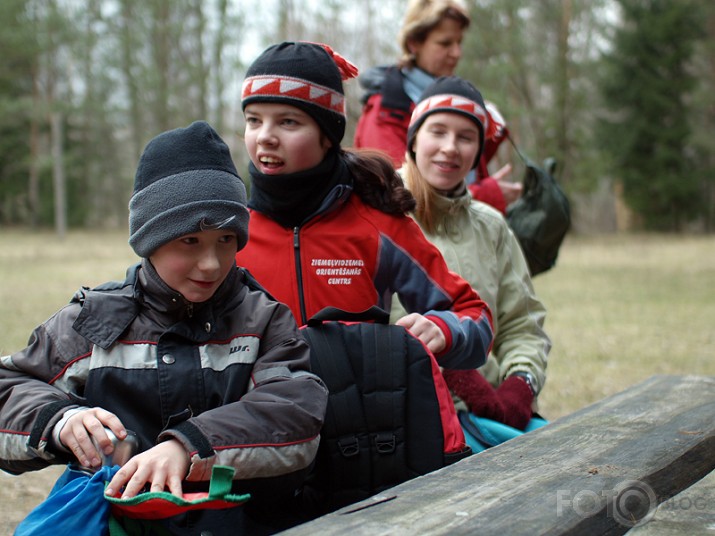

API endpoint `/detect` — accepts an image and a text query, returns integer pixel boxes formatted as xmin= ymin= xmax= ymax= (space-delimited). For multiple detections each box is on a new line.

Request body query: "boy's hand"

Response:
xmin=396 ymin=313 xmax=446 ymax=354
xmin=104 ymin=439 xmax=189 ymax=499
xmin=59 ymin=407 xmax=126 ymax=468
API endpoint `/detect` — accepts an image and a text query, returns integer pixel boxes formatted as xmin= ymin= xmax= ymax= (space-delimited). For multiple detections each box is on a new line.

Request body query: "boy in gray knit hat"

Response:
xmin=128 ymin=120 xmax=250 ymax=258
xmin=0 ymin=121 xmax=327 ymax=534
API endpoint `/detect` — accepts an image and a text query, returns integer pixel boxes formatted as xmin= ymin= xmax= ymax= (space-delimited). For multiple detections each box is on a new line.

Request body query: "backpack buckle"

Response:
xmin=337 ymin=436 xmax=360 ymax=458
xmin=374 ymin=432 xmax=396 ymax=454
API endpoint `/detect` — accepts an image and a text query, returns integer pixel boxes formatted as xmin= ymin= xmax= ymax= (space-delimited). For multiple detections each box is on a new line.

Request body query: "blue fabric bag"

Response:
xmin=14 ymin=463 xmax=249 ymax=536
xmin=14 ymin=464 xmax=118 ymax=536
xmin=457 ymin=411 xmax=548 ymax=453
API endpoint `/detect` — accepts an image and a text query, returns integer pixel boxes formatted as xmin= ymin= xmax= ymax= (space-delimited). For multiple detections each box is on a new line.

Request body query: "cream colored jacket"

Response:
xmin=391 ymin=189 xmax=550 ymax=396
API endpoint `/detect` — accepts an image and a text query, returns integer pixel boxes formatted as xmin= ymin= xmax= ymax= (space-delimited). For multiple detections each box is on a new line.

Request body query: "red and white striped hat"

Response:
xmin=242 ymin=41 xmax=358 ymax=148
xmin=407 ymin=76 xmax=489 ymax=169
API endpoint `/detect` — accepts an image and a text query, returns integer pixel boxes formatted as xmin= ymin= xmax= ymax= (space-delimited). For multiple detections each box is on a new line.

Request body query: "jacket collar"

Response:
xmin=431 ymin=184 xmax=472 ymax=236
xmin=73 ymin=260 xmax=243 ymax=349
xmin=138 ymin=259 xmax=243 ymax=338
xmin=72 ymin=265 xmax=141 ymax=350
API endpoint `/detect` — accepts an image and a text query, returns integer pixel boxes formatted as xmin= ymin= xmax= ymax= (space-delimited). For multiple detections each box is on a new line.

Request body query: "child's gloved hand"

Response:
xmin=494 ymin=376 xmax=534 ymax=430
xmin=442 ymin=369 xmax=533 ymax=430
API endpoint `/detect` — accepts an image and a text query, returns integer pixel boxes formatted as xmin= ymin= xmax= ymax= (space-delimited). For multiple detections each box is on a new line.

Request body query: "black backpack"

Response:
xmin=298 ymin=306 xmax=471 ymax=517
xmin=506 ymin=147 xmax=571 ymax=276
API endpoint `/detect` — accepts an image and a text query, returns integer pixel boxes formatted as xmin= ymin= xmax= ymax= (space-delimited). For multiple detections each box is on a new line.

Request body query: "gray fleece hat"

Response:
xmin=128 ymin=121 xmax=249 ymax=258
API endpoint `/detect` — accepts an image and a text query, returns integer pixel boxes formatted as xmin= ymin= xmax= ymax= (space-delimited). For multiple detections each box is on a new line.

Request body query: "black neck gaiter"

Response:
xmin=248 ymin=150 xmax=351 ymax=228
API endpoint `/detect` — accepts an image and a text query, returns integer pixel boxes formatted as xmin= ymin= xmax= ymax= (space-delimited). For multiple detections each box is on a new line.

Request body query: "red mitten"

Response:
xmin=495 ymin=376 xmax=534 ymax=430
xmin=442 ymin=368 xmax=505 ymax=423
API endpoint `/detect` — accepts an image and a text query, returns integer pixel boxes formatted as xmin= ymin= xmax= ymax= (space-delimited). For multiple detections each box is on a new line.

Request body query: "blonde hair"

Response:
xmin=398 ymin=0 xmax=471 ymax=69
xmin=401 ymin=158 xmax=442 ymax=235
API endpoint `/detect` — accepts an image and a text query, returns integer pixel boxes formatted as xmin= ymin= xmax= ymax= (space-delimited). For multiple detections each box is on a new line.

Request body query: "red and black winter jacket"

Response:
xmin=235 ymin=188 xmax=494 ymax=372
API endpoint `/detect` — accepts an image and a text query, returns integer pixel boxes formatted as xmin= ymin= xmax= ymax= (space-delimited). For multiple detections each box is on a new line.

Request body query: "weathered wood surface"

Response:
xmin=626 ymin=469 xmax=715 ymax=535
xmin=281 ymin=375 xmax=715 ymax=536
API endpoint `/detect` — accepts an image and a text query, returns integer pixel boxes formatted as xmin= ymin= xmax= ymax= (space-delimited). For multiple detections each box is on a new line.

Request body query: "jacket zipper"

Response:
xmin=290 ymin=187 xmax=352 ymax=326
xmin=293 ymin=227 xmax=308 ymax=325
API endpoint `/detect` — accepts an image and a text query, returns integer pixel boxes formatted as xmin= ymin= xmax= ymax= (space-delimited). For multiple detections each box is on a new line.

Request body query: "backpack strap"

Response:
xmin=359 ymin=322 xmax=408 ymax=488
xmin=307 ymin=306 xmax=389 ymax=326
xmin=302 ymin=323 xmax=372 ymax=496
xmin=458 ymin=410 xmax=499 ymax=449
xmin=303 ymin=307 xmax=410 ymax=502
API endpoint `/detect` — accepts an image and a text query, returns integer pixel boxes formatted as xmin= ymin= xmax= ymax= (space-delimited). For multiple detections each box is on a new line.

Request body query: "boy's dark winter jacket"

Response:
xmin=0 ymin=259 xmax=327 ymax=492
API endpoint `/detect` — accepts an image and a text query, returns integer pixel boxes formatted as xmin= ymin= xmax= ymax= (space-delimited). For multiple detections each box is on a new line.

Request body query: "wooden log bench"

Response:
xmin=627 ymin=468 xmax=714 ymax=535
xmin=280 ymin=375 xmax=715 ymax=536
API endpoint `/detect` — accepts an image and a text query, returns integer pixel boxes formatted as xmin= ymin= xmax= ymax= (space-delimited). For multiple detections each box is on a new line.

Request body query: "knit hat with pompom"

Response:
xmin=241 ymin=41 xmax=359 ymax=148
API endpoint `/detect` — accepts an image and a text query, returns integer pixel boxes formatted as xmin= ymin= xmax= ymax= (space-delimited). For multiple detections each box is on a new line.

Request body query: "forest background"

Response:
xmin=1 ymin=0 xmax=714 ymax=236
xmin=1 ymin=2 xmax=714 ymax=529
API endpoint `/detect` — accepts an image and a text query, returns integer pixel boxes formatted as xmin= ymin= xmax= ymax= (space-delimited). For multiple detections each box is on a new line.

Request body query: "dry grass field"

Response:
xmin=0 ymin=229 xmax=713 ymax=533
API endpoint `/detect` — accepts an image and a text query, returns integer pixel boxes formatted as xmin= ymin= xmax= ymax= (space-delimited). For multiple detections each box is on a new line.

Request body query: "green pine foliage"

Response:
xmin=1 ymin=1 xmax=714 ymax=232
xmin=0 ymin=0 xmax=37 ymax=224
xmin=688 ymin=2 xmax=715 ymax=231
xmin=598 ymin=0 xmax=705 ymax=230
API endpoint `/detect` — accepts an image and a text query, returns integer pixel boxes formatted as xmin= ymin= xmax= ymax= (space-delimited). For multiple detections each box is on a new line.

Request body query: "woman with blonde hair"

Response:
xmin=392 ymin=75 xmax=550 ymax=449
xmin=354 ymin=0 xmax=519 ymax=212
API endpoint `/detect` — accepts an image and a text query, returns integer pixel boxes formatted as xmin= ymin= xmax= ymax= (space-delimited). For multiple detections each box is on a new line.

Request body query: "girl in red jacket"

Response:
xmin=236 ymin=41 xmax=493 ymax=373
